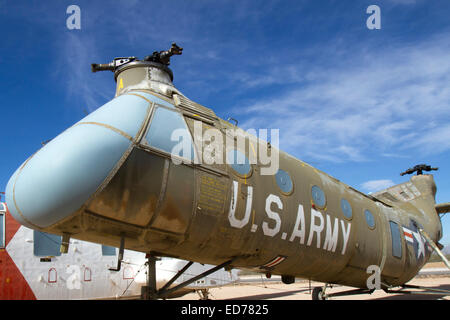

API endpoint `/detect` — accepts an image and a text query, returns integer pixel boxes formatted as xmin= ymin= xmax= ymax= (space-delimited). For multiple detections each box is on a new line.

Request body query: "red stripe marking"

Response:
xmin=264 ymin=257 xmax=281 ymax=267
xmin=403 ymin=231 xmax=413 ymax=238
xmin=265 ymin=256 xmax=285 ymax=268
xmin=0 ymin=203 xmax=36 ymax=300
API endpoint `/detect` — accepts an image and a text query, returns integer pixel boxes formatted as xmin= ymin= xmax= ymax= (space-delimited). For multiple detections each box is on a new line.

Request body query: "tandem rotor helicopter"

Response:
xmin=5 ymin=43 xmax=450 ymax=300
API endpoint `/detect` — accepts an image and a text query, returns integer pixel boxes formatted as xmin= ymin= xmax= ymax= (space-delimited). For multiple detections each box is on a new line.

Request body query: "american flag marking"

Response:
xmin=403 ymin=227 xmax=414 ymax=244
xmin=261 ymin=256 xmax=286 ymax=269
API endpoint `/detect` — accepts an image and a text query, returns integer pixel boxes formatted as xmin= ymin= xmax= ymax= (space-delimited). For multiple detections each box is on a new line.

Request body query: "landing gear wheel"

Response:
xmin=312 ymin=287 xmax=326 ymax=300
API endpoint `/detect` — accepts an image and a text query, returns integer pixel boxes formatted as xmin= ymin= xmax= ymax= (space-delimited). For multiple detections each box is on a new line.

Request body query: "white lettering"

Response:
xmin=340 ymin=220 xmax=351 ymax=255
xmin=259 ymin=129 xmax=280 ymax=176
xmin=66 ymin=5 xmax=81 ymax=30
xmin=227 ymin=181 xmax=239 ymax=227
xmin=203 ymin=127 xmax=224 ymax=165
xmin=323 ymin=214 xmax=339 ymax=252
xmin=366 ymin=5 xmax=381 ymax=30
xmin=413 ymin=231 xmax=425 ymax=259
xmin=228 ymin=182 xmax=253 ymax=229
xmin=178 ymin=120 xmax=280 ymax=175
xmin=182 ymin=304 xmax=216 ymax=317
xmin=246 ymin=129 xmax=258 ymax=165
xmin=171 ymin=128 xmax=193 ymax=164
xmin=262 ymin=194 xmax=282 ymax=237
xmin=66 ymin=265 xmax=81 ymax=290
xmin=193 ymin=119 xmax=203 ymax=164
xmin=307 ymin=209 xmax=324 ymax=248
xmin=289 ymin=204 xmax=306 ymax=244
xmin=366 ymin=265 xmax=381 ymax=290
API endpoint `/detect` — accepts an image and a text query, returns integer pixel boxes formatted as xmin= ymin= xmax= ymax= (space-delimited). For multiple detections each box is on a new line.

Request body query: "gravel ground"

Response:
xmin=173 ymin=269 xmax=450 ymax=300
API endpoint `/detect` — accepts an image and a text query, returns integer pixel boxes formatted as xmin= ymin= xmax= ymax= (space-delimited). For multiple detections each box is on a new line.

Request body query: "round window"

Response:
xmin=365 ymin=209 xmax=376 ymax=229
xmin=341 ymin=199 xmax=352 ymax=219
xmin=311 ymin=185 xmax=326 ymax=208
xmin=275 ymin=169 xmax=293 ymax=194
xmin=227 ymin=149 xmax=251 ymax=176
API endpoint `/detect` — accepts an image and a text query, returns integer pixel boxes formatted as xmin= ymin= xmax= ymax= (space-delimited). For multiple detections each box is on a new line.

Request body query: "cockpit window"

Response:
xmin=0 ymin=203 xmax=5 ymax=212
xmin=145 ymin=106 xmax=196 ymax=162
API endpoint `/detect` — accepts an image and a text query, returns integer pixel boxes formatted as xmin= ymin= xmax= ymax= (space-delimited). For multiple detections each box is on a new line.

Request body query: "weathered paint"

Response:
xmin=5 ymin=62 xmax=442 ymax=291
xmin=0 ymin=205 xmax=238 ymax=299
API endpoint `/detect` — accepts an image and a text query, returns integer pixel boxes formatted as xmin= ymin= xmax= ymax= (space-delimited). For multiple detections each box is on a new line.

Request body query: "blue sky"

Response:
xmin=1 ymin=0 xmax=450 ymax=245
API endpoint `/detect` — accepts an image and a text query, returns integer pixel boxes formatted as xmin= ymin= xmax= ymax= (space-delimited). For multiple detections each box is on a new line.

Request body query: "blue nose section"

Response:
xmin=6 ymin=124 xmax=131 ymax=228
xmin=5 ymin=93 xmax=153 ymax=229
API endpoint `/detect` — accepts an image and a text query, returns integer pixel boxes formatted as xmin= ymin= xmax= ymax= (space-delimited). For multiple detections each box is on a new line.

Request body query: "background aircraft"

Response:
xmin=0 ymin=202 xmax=238 ymax=300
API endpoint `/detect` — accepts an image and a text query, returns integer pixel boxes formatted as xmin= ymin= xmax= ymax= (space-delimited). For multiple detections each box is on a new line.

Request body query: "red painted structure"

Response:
xmin=0 ymin=203 xmax=36 ymax=299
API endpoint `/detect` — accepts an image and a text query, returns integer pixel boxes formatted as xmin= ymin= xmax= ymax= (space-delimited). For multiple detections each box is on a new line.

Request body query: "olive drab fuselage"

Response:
xmin=6 ymin=59 xmax=443 ymax=290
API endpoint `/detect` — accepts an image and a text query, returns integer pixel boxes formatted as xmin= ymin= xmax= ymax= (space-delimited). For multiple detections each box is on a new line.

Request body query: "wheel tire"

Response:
xmin=312 ymin=287 xmax=325 ymax=300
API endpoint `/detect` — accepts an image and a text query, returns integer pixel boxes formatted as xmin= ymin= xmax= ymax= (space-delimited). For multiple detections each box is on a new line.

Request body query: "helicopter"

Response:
xmin=5 ymin=43 xmax=450 ymax=300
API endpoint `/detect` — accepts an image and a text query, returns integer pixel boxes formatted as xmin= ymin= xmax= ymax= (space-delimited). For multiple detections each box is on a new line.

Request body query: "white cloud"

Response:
xmin=361 ymin=179 xmax=395 ymax=193
xmin=408 ymin=125 xmax=450 ymax=154
xmin=53 ymin=33 xmax=115 ymax=112
xmin=235 ymin=32 xmax=450 ymax=163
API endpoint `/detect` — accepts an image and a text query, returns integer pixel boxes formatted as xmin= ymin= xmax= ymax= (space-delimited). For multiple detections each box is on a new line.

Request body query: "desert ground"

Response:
xmin=173 ymin=262 xmax=450 ymax=300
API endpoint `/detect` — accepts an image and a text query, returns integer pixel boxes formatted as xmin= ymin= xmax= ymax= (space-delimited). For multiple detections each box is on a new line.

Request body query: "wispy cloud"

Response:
xmin=53 ymin=32 xmax=115 ymax=112
xmin=234 ymin=32 xmax=450 ymax=163
xmin=408 ymin=125 xmax=450 ymax=154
